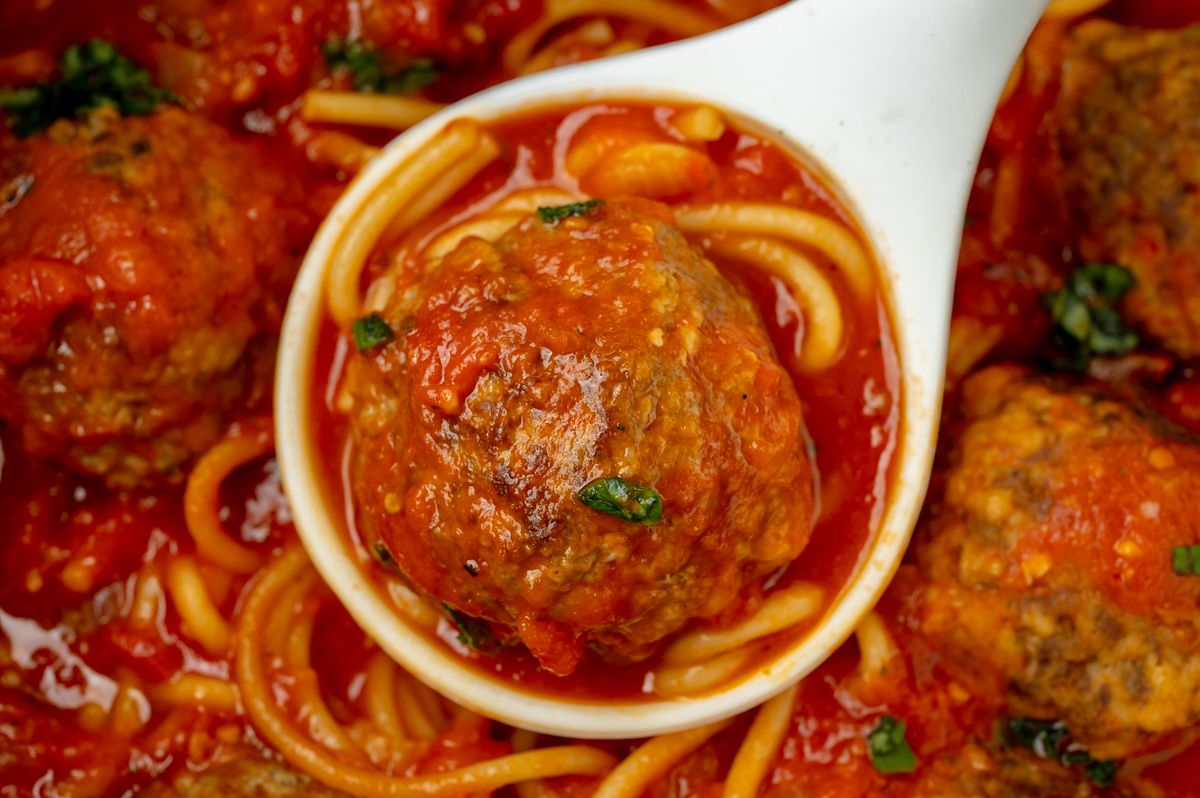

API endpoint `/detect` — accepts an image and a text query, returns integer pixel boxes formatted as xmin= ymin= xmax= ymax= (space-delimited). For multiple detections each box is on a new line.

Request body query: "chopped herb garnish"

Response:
xmin=1007 ymin=718 xmax=1117 ymax=786
xmin=441 ymin=604 xmax=501 ymax=654
xmin=577 ymin=476 xmax=662 ymax=524
xmin=389 ymin=59 xmax=439 ymax=94
xmin=323 ymin=39 xmax=438 ymax=94
xmin=323 ymin=40 xmax=378 ymax=90
xmin=1041 ymin=264 xmax=1138 ymax=370
xmin=0 ymin=38 xmax=177 ymax=137
xmin=1172 ymin=545 xmax=1200 ymax=575
xmin=352 ymin=313 xmax=394 ymax=351
xmin=866 ymin=716 xmax=917 ymax=774
xmin=373 ymin=542 xmax=401 ymax=573
xmin=1085 ymin=759 xmax=1119 ymax=787
xmin=537 ymin=199 xmax=604 ymax=224
xmin=1009 ymin=718 xmax=1068 ymax=759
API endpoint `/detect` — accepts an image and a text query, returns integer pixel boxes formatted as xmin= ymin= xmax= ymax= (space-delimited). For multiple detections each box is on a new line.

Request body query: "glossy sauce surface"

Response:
xmin=2 ymin=0 xmax=1200 ymax=794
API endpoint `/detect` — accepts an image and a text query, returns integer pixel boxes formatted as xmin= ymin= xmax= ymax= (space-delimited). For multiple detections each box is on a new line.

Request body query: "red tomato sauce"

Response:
xmin=1 ymin=0 xmax=1199 ymax=794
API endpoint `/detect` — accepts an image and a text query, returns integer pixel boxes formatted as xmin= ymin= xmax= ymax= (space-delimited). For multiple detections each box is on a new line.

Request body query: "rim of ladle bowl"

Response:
xmin=275 ymin=83 xmax=932 ymax=739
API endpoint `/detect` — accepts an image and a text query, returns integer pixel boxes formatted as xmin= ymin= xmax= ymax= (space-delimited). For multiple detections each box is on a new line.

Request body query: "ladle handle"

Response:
xmin=675 ymin=0 xmax=1050 ymax=217
xmin=514 ymin=0 xmax=1047 ymax=388
xmin=704 ymin=0 xmax=1049 ymax=380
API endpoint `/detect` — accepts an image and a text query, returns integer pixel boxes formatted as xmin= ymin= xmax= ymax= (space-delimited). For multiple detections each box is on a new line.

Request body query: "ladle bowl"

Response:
xmin=276 ymin=0 xmax=1047 ymax=738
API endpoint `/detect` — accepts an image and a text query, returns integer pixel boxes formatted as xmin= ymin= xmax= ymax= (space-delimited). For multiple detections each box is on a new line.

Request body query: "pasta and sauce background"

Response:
xmin=2 ymin=0 xmax=1200 ymax=796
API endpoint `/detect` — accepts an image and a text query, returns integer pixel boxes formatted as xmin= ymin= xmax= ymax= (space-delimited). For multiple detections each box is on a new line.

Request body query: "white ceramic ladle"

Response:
xmin=276 ymin=0 xmax=1047 ymax=738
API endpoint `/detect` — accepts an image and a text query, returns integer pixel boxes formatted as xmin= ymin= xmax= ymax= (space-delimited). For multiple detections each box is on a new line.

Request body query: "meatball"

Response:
xmin=347 ymin=198 xmax=814 ymax=675
xmin=143 ymin=758 xmax=349 ymax=798
xmin=1051 ymin=21 xmax=1200 ymax=358
xmin=913 ymin=744 xmax=1118 ymax=798
xmin=0 ymin=106 xmax=306 ymax=486
xmin=915 ymin=364 xmax=1200 ymax=759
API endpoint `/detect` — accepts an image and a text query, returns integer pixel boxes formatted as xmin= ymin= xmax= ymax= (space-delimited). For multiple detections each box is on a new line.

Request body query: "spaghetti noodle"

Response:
xmin=653 ymin=646 xmax=757 ymax=697
xmin=149 ymin=675 xmax=242 ymax=712
xmin=500 ymin=0 xmax=720 ymax=74
xmin=853 ymin=611 xmax=902 ymax=687
xmin=722 ymin=683 xmax=798 ymax=798
xmin=165 ymin=555 xmax=232 ymax=656
xmin=592 ymin=719 xmax=733 ymax=798
xmin=660 ymin=582 xmax=824 ymax=667
xmin=234 ymin=546 xmax=622 ymax=796
xmin=301 ymin=91 xmax=447 ymax=131
xmin=326 ymin=121 xmax=497 ymax=326
xmin=184 ymin=419 xmax=273 ymax=574
xmin=706 ymin=236 xmax=844 ymax=371
xmin=674 ymin=203 xmax=873 ymax=298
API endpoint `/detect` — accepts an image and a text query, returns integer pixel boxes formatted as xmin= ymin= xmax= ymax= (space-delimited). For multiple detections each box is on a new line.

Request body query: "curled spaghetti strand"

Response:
xmin=149 ymin=674 xmax=241 ymax=712
xmin=592 ymin=719 xmax=732 ymax=798
xmin=387 ymin=135 xmax=502 ymax=239
xmin=723 ymin=683 xmax=798 ymax=798
xmin=327 ymin=121 xmax=484 ymax=327
xmin=662 ymin=582 xmax=823 ymax=667
xmin=706 ymin=236 xmax=845 ymax=371
xmin=364 ymin=652 xmax=408 ymax=744
xmin=501 ymin=0 xmax=720 ymax=74
xmin=674 ymin=203 xmax=873 ymax=299
xmin=165 ymin=555 xmax=232 ymax=655
xmin=184 ymin=419 xmax=273 ymax=574
xmin=236 ymin=547 xmax=618 ymax=796
xmin=653 ymin=645 xmax=754 ymax=697
xmin=854 ymin=611 xmax=902 ymax=685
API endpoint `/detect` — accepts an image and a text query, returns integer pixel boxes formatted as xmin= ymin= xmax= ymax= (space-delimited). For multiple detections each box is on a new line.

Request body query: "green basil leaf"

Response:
xmin=577 ymin=476 xmax=662 ymax=524
xmin=385 ymin=58 xmax=439 ymax=94
xmin=537 ymin=199 xmax=604 ymax=224
xmin=1061 ymin=750 xmax=1092 ymax=766
xmin=325 ymin=40 xmax=438 ymax=95
xmin=1059 ymin=292 xmax=1094 ymax=342
xmin=0 ymin=39 xmax=176 ymax=137
xmin=441 ymin=604 xmax=500 ymax=655
xmin=1007 ymin=717 xmax=1119 ymax=783
xmin=1172 ymin=545 xmax=1200 ymax=576
xmin=1173 ymin=545 xmax=1193 ymax=575
xmin=352 ymin=313 xmax=394 ymax=351
xmin=1073 ymin=263 xmax=1136 ymax=302
xmin=324 ymin=40 xmax=383 ymax=92
xmin=866 ymin=715 xmax=917 ymax=774
xmin=0 ymin=87 xmax=38 ymax=111
xmin=1009 ymin=718 xmax=1068 ymax=759
xmin=1041 ymin=263 xmax=1138 ymax=369
xmin=1085 ymin=759 xmax=1119 ymax=787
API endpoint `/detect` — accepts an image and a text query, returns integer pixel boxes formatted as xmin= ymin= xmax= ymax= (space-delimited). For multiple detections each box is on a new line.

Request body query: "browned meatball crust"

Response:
xmin=347 ymin=199 xmax=814 ymax=675
xmin=1052 ymin=21 xmax=1200 ymax=358
xmin=915 ymin=744 xmax=1124 ymax=798
xmin=0 ymin=107 xmax=307 ymax=487
xmin=916 ymin=365 xmax=1200 ymax=759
